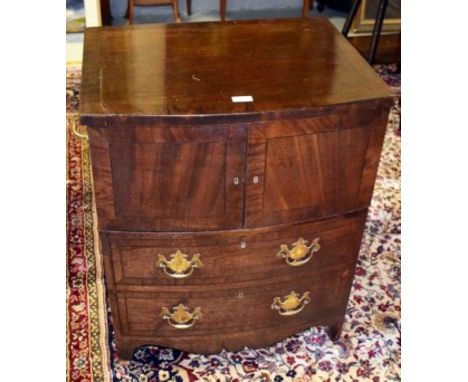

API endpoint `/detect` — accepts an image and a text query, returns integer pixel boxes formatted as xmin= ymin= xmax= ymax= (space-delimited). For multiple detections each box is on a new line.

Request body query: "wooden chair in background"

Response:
xmin=190 ymin=0 xmax=312 ymax=22
xmin=130 ymin=0 xmax=312 ymax=24
xmin=129 ymin=0 xmax=184 ymax=23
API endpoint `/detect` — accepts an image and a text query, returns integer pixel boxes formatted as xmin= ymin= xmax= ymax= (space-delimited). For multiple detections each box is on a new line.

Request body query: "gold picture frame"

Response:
xmin=351 ymin=0 xmax=401 ymax=34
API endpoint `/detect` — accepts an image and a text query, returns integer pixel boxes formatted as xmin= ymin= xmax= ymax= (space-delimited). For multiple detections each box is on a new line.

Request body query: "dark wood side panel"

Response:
xmin=355 ymin=107 xmax=391 ymax=207
xmin=88 ymin=127 xmax=116 ymax=224
xmin=245 ymin=103 xmax=390 ymax=227
xmin=88 ymin=124 xmax=247 ymax=231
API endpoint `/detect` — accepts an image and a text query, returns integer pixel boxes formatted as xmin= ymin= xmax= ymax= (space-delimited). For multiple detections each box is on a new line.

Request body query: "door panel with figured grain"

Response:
xmin=88 ymin=124 xmax=247 ymax=231
xmin=112 ymin=140 xmax=226 ymax=219
xmin=245 ymin=105 xmax=389 ymax=227
xmin=263 ymin=127 xmax=369 ymax=211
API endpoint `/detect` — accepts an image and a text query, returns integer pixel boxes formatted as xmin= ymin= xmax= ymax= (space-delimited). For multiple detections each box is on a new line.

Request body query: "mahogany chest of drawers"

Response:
xmin=80 ymin=17 xmax=392 ymax=359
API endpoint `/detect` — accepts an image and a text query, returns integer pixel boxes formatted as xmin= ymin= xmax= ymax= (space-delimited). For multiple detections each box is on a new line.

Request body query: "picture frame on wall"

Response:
xmin=352 ymin=0 xmax=401 ymax=34
xmin=66 ymin=0 xmax=102 ymax=64
xmin=67 ymin=0 xmax=102 ymax=34
xmin=67 ymin=0 xmax=86 ymax=33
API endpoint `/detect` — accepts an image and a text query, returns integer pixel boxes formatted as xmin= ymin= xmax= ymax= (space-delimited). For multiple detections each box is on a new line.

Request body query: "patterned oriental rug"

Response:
xmin=66 ymin=65 xmax=401 ymax=382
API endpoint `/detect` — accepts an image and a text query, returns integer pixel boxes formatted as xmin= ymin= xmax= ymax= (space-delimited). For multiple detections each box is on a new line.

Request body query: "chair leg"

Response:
xmin=128 ymin=0 xmax=135 ymax=24
xmin=187 ymin=0 xmax=192 ymax=15
xmin=368 ymin=0 xmax=388 ymax=64
xmin=342 ymin=0 xmax=362 ymax=36
xmin=220 ymin=0 xmax=227 ymax=21
xmin=303 ymin=0 xmax=310 ymax=17
xmin=172 ymin=0 xmax=181 ymax=22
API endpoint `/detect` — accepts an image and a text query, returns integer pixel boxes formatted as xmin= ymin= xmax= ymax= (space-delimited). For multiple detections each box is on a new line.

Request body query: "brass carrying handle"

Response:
xmin=155 ymin=250 xmax=203 ymax=279
xmin=160 ymin=303 xmax=202 ymax=329
xmin=70 ymin=116 xmax=88 ymax=140
xmin=277 ymin=237 xmax=320 ymax=267
xmin=271 ymin=291 xmax=311 ymax=316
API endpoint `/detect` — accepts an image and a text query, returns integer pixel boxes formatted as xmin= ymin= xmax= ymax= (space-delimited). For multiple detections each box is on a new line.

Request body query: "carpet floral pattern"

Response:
xmin=66 ymin=64 xmax=401 ymax=382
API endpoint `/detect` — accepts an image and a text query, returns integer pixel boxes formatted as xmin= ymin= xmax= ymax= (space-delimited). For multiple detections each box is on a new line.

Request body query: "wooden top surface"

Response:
xmin=80 ymin=17 xmax=392 ymax=125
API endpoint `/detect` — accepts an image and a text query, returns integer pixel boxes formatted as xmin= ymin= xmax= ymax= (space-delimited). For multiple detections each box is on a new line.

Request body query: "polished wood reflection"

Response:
xmin=80 ymin=18 xmax=391 ymax=125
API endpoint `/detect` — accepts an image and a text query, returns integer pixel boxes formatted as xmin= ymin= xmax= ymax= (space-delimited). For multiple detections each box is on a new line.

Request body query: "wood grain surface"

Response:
xmin=80 ymin=18 xmax=392 ymax=126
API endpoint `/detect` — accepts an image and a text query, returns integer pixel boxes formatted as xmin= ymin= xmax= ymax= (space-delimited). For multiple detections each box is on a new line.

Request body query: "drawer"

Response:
xmin=101 ymin=211 xmax=366 ymax=287
xmin=111 ymin=261 xmax=355 ymax=353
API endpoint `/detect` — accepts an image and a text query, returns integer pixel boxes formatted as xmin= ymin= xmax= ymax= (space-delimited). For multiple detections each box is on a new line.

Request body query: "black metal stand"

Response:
xmin=342 ymin=0 xmax=389 ymax=65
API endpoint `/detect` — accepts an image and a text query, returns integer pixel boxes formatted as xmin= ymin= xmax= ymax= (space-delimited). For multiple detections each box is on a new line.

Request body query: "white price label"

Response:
xmin=231 ymin=95 xmax=254 ymax=103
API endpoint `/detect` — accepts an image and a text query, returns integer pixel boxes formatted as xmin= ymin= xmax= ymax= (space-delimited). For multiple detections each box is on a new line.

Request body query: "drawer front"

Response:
xmin=102 ymin=211 xmax=366 ymax=287
xmin=112 ymin=261 xmax=355 ymax=347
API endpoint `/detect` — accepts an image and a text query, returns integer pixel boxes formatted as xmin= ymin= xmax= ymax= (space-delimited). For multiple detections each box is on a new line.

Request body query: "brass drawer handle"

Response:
xmin=160 ymin=303 xmax=202 ymax=329
xmin=156 ymin=250 xmax=203 ymax=279
xmin=271 ymin=291 xmax=311 ymax=316
xmin=277 ymin=237 xmax=320 ymax=267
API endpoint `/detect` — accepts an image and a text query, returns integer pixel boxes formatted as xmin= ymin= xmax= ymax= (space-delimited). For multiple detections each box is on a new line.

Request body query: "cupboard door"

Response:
xmin=88 ymin=124 xmax=246 ymax=231
xmin=245 ymin=106 xmax=389 ymax=227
